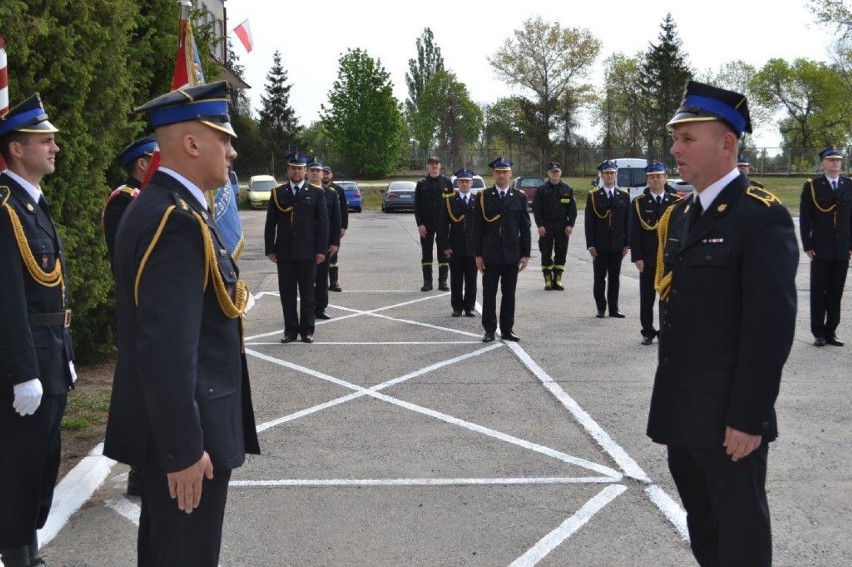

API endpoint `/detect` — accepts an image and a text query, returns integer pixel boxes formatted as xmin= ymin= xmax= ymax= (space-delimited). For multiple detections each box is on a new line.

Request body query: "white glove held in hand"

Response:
xmin=13 ymin=378 xmax=43 ymax=416
xmin=69 ymin=361 xmax=77 ymax=384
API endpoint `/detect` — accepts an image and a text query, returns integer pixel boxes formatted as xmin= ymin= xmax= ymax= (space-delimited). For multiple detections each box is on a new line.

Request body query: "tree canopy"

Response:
xmin=258 ymin=50 xmax=301 ymax=176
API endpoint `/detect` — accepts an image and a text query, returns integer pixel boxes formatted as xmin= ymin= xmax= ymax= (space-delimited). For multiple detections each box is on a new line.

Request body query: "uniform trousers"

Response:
xmin=810 ymin=257 xmax=849 ymax=338
xmin=420 ymin=225 xmax=448 ymax=268
xmin=277 ymin=259 xmax=317 ymax=337
xmin=481 ymin=262 xmax=518 ymax=334
xmin=539 ymin=223 xmax=568 ymax=272
xmin=315 ymin=256 xmax=330 ymax=312
xmin=639 ymin=266 xmax=660 ymax=337
xmin=592 ymin=251 xmax=624 ymax=313
xmin=138 ymin=452 xmax=232 ymax=567
xmin=0 ymin=392 xmax=66 ymax=548
xmin=449 ymin=255 xmax=477 ymax=312
xmin=667 ymin=443 xmax=771 ymax=567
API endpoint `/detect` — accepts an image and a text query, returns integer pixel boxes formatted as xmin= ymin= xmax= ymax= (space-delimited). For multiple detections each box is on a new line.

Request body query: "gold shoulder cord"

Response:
xmin=1 ymin=197 xmax=63 ymax=289
xmin=479 ymin=193 xmax=501 ymax=223
xmin=808 ymin=179 xmax=836 ymax=213
xmin=634 ymin=196 xmax=659 ymax=231
xmin=654 ymin=204 xmax=679 ymax=301
xmin=272 ymin=187 xmax=295 ymax=226
xmin=134 ymin=206 xmax=248 ymax=318
xmin=589 ymin=192 xmax=611 ymax=220
xmin=445 ymin=197 xmax=465 ymax=223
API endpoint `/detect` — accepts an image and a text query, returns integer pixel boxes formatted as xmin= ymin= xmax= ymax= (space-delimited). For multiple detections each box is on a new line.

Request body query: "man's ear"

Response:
xmin=184 ymin=134 xmax=201 ymax=157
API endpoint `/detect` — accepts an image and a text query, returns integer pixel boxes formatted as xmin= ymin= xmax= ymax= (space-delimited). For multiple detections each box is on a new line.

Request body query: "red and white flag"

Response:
xmin=232 ymin=19 xmax=253 ymax=54
xmin=1 ymin=37 xmax=9 ymax=170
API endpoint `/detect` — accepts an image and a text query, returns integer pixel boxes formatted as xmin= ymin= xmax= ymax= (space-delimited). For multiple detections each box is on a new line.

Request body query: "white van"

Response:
xmin=594 ymin=158 xmax=648 ymax=200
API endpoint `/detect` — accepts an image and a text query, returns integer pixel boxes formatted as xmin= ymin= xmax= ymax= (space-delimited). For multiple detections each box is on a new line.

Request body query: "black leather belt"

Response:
xmin=28 ymin=310 xmax=72 ymax=328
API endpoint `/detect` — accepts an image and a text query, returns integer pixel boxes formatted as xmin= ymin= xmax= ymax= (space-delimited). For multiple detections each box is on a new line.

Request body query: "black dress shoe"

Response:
xmin=641 ymin=336 xmax=654 ymax=346
xmin=502 ymin=331 xmax=520 ymax=342
xmin=814 ymin=336 xmax=826 ymax=347
xmin=329 ymin=284 xmax=343 ymax=292
xmin=464 ymin=310 xmax=476 ymax=317
xmin=482 ymin=332 xmax=495 ymax=343
xmin=826 ymin=336 xmax=845 ymax=346
xmin=595 ymin=311 xmax=605 ymax=318
xmin=301 ymin=334 xmax=314 ymax=343
xmin=281 ymin=334 xmax=298 ymax=344
xmin=609 ymin=311 xmax=626 ymax=318
xmin=439 ymin=283 xmax=450 ymax=291
xmin=126 ymin=466 xmax=143 ymax=496
xmin=452 ymin=310 xmax=462 ymax=317
xmin=315 ymin=311 xmax=331 ymax=320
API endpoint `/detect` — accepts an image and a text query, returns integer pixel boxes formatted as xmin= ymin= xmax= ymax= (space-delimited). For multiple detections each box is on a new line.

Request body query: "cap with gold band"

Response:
xmin=0 ymin=93 xmax=59 ymax=139
xmin=135 ymin=81 xmax=236 ymax=137
xmin=667 ymin=80 xmax=752 ymax=137
xmin=488 ymin=156 xmax=512 ymax=171
xmin=286 ymin=152 xmax=308 ymax=167
xmin=117 ymin=135 xmax=157 ymax=166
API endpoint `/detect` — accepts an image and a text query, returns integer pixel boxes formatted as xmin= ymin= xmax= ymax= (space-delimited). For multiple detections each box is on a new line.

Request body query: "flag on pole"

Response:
xmin=232 ymin=20 xmax=254 ymax=54
xmin=1 ymin=37 xmax=10 ymax=170
xmin=171 ymin=4 xmax=206 ymax=90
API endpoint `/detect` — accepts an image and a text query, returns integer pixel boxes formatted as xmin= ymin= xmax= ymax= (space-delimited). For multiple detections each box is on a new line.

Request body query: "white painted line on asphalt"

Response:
xmin=230 ymin=476 xmax=617 ymax=488
xmin=251 ymin=343 xmax=503 ymax=433
xmin=247 ymin=341 xmax=486 ymax=346
xmin=508 ymin=484 xmax=628 ymax=567
xmin=364 ymin=311 xmax=483 ymax=338
xmin=37 ymin=443 xmax=117 ymax=548
xmin=506 ymin=342 xmax=652 ymax=483
xmin=104 ymin=496 xmax=141 ymax=526
xmin=645 ymin=485 xmax=689 ymax=541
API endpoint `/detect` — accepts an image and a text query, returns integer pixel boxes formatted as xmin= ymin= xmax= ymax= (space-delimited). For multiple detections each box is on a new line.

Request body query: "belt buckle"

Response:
xmin=64 ymin=309 xmax=72 ymax=328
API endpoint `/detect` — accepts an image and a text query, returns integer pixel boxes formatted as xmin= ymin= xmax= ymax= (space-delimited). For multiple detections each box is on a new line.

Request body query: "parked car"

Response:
xmin=451 ymin=174 xmax=487 ymax=195
xmin=668 ymin=178 xmax=695 ymax=198
xmin=381 ymin=180 xmax=417 ymax=213
xmin=229 ymin=170 xmax=240 ymax=202
xmin=592 ymin=158 xmax=648 ymax=199
xmin=512 ymin=175 xmax=547 ymax=208
xmin=337 ymin=180 xmax=363 ymax=212
xmin=246 ymin=174 xmax=277 ymax=209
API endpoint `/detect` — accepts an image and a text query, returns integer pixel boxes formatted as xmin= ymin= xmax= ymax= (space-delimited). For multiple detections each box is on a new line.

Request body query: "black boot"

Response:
xmin=329 ymin=267 xmax=342 ymax=292
xmin=0 ymin=546 xmax=30 ymax=567
xmin=438 ymin=264 xmax=449 ymax=291
xmin=420 ymin=266 xmax=433 ymax=291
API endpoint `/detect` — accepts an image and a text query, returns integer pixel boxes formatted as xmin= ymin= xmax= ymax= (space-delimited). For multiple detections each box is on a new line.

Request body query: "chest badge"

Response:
xmin=42 ymin=254 xmax=50 ymax=269
xmin=27 ymin=203 xmax=35 ymax=212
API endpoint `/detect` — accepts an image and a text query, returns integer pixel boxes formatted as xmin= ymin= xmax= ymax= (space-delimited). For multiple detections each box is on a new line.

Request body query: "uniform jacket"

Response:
xmin=584 ymin=187 xmax=631 ymax=253
xmin=799 ymin=174 xmax=852 ymax=261
xmin=264 ymin=182 xmax=329 ymax=261
xmin=413 ymin=175 xmax=453 ymax=228
xmin=629 ymin=188 xmax=679 ymax=264
xmin=102 ymin=176 xmax=140 ymax=266
xmin=532 ymin=181 xmax=578 ymax=228
xmin=321 ymin=185 xmax=342 ymax=247
xmin=329 ymin=182 xmax=349 ymax=231
xmin=647 ymin=174 xmax=798 ymax=448
xmin=437 ymin=191 xmax=475 ymax=256
xmin=470 ymin=186 xmax=531 ymax=264
xmin=104 ymin=171 xmax=259 ymax=472
xmin=0 ymin=173 xmax=74 ymax=395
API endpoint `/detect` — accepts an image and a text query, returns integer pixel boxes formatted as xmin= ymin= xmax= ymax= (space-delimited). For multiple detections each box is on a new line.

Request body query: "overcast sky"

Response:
xmin=226 ymin=0 xmax=835 ymax=148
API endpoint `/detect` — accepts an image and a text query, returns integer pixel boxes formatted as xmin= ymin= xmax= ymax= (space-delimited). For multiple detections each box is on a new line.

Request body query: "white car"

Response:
xmin=246 ymin=175 xmax=277 ymax=209
xmin=450 ymin=174 xmax=486 ymax=195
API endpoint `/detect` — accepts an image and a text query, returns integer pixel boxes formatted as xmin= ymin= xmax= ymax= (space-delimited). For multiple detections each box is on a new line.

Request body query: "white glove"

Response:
xmin=13 ymin=378 xmax=44 ymax=416
xmin=69 ymin=360 xmax=77 ymax=384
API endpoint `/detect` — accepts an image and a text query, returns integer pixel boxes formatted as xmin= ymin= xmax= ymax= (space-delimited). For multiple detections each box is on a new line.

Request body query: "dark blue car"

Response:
xmin=337 ymin=180 xmax=363 ymax=213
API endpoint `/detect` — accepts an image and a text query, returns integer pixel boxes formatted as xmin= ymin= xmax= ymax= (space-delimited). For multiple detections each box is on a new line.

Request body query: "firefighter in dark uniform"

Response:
xmin=470 ymin=157 xmax=531 ymax=343
xmin=322 ymin=165 xmax=348 ymax=292
xmin=532 ymin=161 xmax=577 ymax=290
xmin=0 ymin=94 xmax=75 ymax=567
xmin=629 ymin=161 xmax=679 ymax=345
xmin=105 ymin=82 xmax=259 ymax=567
xmin=312 ymin=158 xmax=340 ymax=320
xmin=414 ymin=156 xmax=454 ymax=291
xmin=648 ymin=81 xmax=798 ymax=567
xmin=736 ymin=155 xmax=764 ymax=188
xmin=102 ymin=135 xmax=156 ymax=264
xmin=585 ymin=160 xmax=630 ymax=318
xmin=102 ymin=135 xmax=156 ymax=498
xmin=437 ymin=168 xmax=478 ymax=317
xmin=800 ymin=146 xmax=852 ymax=347
xmin=265 ymin=152 xmax=329 ymax=343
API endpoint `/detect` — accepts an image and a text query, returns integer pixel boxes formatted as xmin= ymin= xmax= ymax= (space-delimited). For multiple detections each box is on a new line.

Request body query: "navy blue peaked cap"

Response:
xmin=0 ymin=93 xmax=59 ymax=139
xmin=136 ymin=81 xmax=236 ymax=137
xmin=667 ymin=80 xmax=752 ymax=137
xmin=117 ymin=135 xmax=157 ymax=166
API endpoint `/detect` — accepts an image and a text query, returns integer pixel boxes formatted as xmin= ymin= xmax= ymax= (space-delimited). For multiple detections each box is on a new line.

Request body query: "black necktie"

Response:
xmin=656 ymin=195 xmax=662 ymax=206
xmin=688 ymin=198 xmax=703 ymax=231
xmin=832 ymin=179 xmax=838 ymax=191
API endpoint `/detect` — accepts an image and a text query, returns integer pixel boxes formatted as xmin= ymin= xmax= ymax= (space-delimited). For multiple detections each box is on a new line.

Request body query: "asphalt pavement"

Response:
xmin=38 ymin=207 xmax=851 ymax=566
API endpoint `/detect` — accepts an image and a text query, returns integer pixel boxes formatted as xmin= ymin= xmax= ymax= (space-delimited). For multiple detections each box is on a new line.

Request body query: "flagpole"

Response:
xmin=1 ymin=37 xmax=9 ymax=170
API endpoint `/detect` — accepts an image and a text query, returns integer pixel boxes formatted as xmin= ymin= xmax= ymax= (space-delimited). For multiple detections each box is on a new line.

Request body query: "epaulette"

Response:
xmin=0 ymin=185 xmax=9 ymax=206
xmin=745 ymin=186 xmax=781 ymax=207
xmin=517 ymin=189 xmax=526 ymax=196
xmin=443 ymin=192 xmax=454 ymax=198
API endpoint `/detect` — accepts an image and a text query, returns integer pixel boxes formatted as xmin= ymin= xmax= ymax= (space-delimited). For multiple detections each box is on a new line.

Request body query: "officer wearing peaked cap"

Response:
xmin=321 ymin=165 xmax=349 ymax=292
xmin=104 ymin=80 xmax=259 ymax=567
xmin=800 ymin=146 xmax=852 ymax=347
xmin=0 ymin=93 xmax=75 ymax=567
xmin=648 ymin=81 xmax=798 ymax=567
xmin=309 ymin=158 xmax=340 ymax=322
xmin=585 ymin=159 xmax=630 ymax=318
xmin=470 ymin=157 xmax=531 ymax=342
xmin=438 ymin=168 xmax=479 ymax=317
xmin=629 ymin=161 xmax=678 ymax=345
xmin=736 ymin=155 xmax=764 ymax=188
xmin=532 ymin=161 xmax=577 ymax=291
xmin=264 ymin=151 xmax=329 ymax=344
